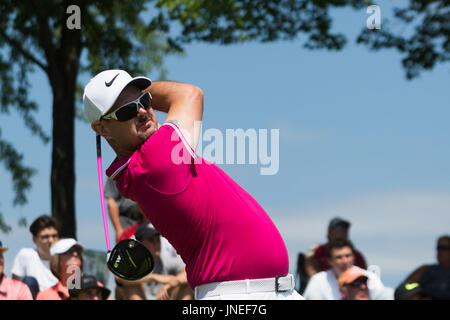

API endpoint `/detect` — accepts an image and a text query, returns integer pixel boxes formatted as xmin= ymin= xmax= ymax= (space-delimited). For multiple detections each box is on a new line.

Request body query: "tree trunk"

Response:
xmin=50 ymin=75 xmax=76 ymax=238
xmin=47 ymin=1 xmax=83 ymax=238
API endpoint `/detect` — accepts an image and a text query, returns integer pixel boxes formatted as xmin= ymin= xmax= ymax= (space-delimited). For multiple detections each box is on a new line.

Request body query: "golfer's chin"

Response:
xmin=136 ymin=121 xmax=158 ymax=143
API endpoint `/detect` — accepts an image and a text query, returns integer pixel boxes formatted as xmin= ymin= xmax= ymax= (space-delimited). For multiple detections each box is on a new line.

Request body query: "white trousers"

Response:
xmin=194 ymin=274 xmax=305 ymax=300
xmin=199 ymin=288 xmax=305 ymax=300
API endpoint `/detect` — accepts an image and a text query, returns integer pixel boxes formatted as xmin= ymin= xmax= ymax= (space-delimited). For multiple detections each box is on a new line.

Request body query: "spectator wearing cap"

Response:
xmin=0 ymin=241 xmax=33 ymax=300
xmin=394 ymin=282 xmax=431 ymax=300
xmin=338 ymin=268 xmax=370 ymax=300
xmin=11 ymin=215 xmax=60 ymax=298
xmin=36 ymin=238 xmax=84 ymax=300
xmin=69 ymin=275 xmax=111 ymax=300
xmin=303 ymin=239 xmax=387 ymax=300
xmin=400 ymin=234 xmax=450 ymax=300
xmin=304 ymin=217 xmax=367 ymax=278
xmin=116 ymin=223 xmax=193 ymax=300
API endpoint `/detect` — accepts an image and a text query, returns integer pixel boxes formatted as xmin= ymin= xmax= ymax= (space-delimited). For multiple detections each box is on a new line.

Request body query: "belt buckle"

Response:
xmin=275 ymin=275 xmax=290 ymax=292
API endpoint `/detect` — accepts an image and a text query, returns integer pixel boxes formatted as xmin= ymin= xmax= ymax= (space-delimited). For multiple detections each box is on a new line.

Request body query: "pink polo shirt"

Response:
xmin=0 ymin=275 xmax=33 ymax=300
xmin=106 ymin=122 xmax=289 ymax=288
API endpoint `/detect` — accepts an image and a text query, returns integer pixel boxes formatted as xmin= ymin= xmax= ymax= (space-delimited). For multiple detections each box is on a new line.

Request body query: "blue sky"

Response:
xmin=1 ymin=2 xmax=449 ymax=292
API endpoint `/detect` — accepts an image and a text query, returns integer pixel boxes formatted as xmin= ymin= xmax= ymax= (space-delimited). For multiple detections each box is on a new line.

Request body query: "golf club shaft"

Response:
xmin=97 ymin=135 xmax=111 ymax=252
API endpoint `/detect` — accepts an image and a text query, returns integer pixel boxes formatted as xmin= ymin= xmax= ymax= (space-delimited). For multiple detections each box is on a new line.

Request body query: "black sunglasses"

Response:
xmin=437 ymin=245 xmax=450 ymax=251
xmin=347 ymin=277 xmax=368 ymax=288
xmin=107 ymin=238 xmax=154 ymax=280
xmin=101 ymin=92 xmax=152 ymax=122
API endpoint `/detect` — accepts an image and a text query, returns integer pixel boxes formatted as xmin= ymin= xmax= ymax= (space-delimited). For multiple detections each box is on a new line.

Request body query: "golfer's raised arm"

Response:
xmin=147 ymin=81 xmax=204 ymax=150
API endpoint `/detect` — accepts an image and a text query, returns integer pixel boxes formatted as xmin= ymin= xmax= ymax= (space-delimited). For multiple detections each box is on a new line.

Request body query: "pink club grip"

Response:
xmin=96 ymin=135 xmax=111 ymax=252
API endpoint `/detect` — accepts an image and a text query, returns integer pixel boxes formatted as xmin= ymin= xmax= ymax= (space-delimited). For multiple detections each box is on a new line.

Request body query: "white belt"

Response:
xmin=194 ymin=274 xmax=295 ymax=299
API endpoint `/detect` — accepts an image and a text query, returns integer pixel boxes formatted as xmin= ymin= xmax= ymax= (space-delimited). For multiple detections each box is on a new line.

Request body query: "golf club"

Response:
xmin=96 ymin=134 xmax=154 ymax=280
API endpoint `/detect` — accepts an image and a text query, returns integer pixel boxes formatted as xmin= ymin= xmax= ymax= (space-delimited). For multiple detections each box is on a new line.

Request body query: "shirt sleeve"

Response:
xmin=104 ymin=177 xmax=119 ymax=200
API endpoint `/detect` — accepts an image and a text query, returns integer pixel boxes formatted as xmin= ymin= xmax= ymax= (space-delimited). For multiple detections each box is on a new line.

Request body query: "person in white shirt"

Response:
xmin=11 ymin=215 xmax=60 ymax=298
xmin=303 ymin=238 xmax=387 ymax=300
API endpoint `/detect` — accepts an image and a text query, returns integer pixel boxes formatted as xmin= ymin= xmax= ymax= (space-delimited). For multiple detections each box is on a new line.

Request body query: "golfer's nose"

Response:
xmin=137 ymin=106 xmax=148 ymax=117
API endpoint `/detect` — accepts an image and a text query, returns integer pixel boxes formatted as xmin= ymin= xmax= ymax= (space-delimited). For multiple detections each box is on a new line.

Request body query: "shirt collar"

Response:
xmin=106 ymin=155 xmax=132 ymax=179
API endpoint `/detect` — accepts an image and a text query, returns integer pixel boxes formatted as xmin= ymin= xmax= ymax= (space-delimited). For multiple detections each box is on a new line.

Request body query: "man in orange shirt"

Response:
xmin=0 ymin=241 xmax=33 ymax=300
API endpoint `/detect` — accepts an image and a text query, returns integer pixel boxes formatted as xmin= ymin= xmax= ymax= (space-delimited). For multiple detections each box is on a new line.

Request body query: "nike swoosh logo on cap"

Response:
xmin=105 ymin=73 xmax=120 ymax=87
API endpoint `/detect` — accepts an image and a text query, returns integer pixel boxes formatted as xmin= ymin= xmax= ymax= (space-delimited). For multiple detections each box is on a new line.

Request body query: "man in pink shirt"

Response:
xmin=84 ymin=70 xmax=302 ymax=299
xmin=0 ymin=241 xmax=33 ymax=300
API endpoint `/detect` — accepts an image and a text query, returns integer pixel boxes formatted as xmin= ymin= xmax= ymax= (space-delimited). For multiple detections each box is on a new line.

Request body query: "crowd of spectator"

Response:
xmin=0 ymin=212 xmax=193 ymax=300
xmin=1 ymin=210 xmax=448 ymax=300
xmin=297 ymin=217 xmax=449 ymax=300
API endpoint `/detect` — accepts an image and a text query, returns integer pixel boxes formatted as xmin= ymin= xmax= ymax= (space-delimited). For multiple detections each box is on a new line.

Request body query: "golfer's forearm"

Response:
xmin=148 ymin=80 xmax=202 ymax=114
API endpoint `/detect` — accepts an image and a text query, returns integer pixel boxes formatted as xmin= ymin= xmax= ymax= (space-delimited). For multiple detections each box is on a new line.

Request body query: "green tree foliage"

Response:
xmin=358 ymin=0 xmax=450 ymax=79
xmin=0 ymin=0 xmax=176 ymax=237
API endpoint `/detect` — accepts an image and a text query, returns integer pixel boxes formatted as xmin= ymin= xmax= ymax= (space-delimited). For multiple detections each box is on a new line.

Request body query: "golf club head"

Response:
xmin=107 ymin=238 xmax=154 ymax=280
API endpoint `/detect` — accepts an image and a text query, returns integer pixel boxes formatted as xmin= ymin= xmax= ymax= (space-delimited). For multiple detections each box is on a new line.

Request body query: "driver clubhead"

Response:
xmin=107 ymin=238 xmax=154 ymax=280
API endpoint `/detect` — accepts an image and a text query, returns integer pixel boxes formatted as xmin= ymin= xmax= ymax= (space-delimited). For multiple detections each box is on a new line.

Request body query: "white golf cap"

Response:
xmin=50 ymin=238 xmax=84 ymax=256
xmin=83 ymin=69 xmax=152 ymax=123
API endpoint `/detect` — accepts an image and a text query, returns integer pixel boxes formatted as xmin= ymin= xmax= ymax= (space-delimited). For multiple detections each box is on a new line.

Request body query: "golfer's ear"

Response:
xmin=91 ymin=120 xmax=107 ymax=137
